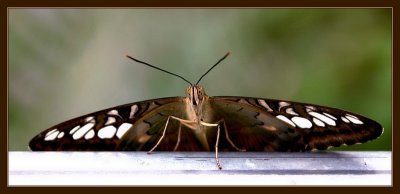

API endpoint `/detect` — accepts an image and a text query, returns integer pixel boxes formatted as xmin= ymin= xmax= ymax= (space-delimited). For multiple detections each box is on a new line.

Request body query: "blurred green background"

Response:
xmin=9 ymin=9 xmax=391 ymax=151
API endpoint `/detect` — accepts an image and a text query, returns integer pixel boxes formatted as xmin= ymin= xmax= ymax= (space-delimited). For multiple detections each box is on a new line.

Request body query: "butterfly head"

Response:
xmin=187 ymin=85 xmax=208 ymax=107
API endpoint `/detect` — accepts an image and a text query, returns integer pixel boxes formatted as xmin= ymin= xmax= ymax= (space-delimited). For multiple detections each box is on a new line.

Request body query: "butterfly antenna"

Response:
xmin=195 ymin=52 xmax=230 ymax=85
xmin=126 ymin=55 xmax=193 ymax=85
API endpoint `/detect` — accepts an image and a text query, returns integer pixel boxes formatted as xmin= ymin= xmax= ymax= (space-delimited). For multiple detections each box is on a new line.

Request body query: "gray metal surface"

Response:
xmin=8 ymin=151 xmax=391 ymax=186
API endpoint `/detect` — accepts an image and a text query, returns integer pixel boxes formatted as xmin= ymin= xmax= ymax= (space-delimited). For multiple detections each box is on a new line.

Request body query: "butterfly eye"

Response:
xmin=197 ymin=90 xmax=203 ymax=98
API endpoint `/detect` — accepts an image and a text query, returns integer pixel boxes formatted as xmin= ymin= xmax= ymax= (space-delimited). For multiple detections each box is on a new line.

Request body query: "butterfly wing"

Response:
xmin=205 ymin=96 xmax=383 ymax=151
xmin=30 ymin=95 xmax=383 ymax=152
xmin=29 ymin=97 xmax=202 ymax=151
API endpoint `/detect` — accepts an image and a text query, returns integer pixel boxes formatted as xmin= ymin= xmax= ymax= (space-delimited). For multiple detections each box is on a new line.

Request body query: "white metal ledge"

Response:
xmin=8 ymin=151 xmax=391 ymax=186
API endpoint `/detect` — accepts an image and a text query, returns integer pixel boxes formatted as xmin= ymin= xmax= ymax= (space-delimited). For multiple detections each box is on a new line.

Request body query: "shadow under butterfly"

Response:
xmin=29 ymin=52 xmax=383 ymax=170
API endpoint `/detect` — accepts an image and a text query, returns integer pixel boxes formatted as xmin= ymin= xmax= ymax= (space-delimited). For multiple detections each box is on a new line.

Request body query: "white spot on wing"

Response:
xmin=130 ymin=105 xmax=139 ymax=119
xmin=278 ymin=101 xmax=290 ymax=111
xmin=258 ymin=99 xmax=273 ymax=112
xmin=85 ymin=116 xmax=94 ymax=122
xmin=291 ymin=117 xmax=312 ymax=128
xmin=345 ymin=114 xmax=358 ymax=119
xmin=107 ymin=110 xmax=120 ymax=117
xmin=276 ymin=115 xmax=296 ymax=127
xmin=105 ymin=117 xmax=116 ymax=125
xmin=45 ymin=129 xmax=58 ymax=137
xmin=69 ymin=125 xmax=80 ymax=134
xmin=323 ymin=112 xmax=337 ymax=120
xmin=286 ymin=108 xmax=299 ymax=115
xmin=57 ymin=132 xmax=64 ymax=139
xmin=44 ymin=130 xmax=59 ymax=141
xmin=309 ymin=112 xmax=336 ymax=126
xmin=73 ymin=123 xmax=95 ymax=140
xmin=279 ymin=101 xmax=290 ymax=107
xmin=98 ymin=126 xmax=117 ymax=139
xmin=313 ymin=118 xmax=325 ymax=127
xmin=341 ymin=116 xmax=350 ymax=123
xmin=116 ymin=123 xmax=133 ymax=139
xmin=305 ymin=106 xmax=316 ymax=112
xmin=84 ymin=129 xmax=95 ymax=140
xmin=345 ymin=114 xmax=363 ymax=125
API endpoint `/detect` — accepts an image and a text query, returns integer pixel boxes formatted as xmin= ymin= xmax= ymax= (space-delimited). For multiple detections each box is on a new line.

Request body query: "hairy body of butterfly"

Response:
xmin=29 ymin=53 xmax=383 ymax=170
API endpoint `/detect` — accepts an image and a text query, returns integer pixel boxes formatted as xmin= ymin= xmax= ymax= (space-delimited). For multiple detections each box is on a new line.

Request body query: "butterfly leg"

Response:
xmin=148 ymin=116 xmax=173 ymax=154
xmin=148 ymin=116 xmax=195 ymax=154
xmin=201 ymin=120 xmax=246 ymax=152
xmin=222 ymin=120 xmax=246 ymax=152
xmin=200 ymin=121 xmax=223 ymax=170
xmin=200 ymin=120 xmax=246 ymax=170
xmin=173 ymin=123 xmax=182 ymax=151
xmin=215 ymin=123 xmax=222 ymax=170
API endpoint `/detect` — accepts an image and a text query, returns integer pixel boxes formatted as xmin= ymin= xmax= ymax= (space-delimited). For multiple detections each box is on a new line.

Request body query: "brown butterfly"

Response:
xmin=29 ymin=52 xmax=383 ymax=169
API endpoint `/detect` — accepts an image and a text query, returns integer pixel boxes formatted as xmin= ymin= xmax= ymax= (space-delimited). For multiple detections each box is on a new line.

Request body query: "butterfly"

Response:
xmin=29 ymin=52 xmax=383 ymax=169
